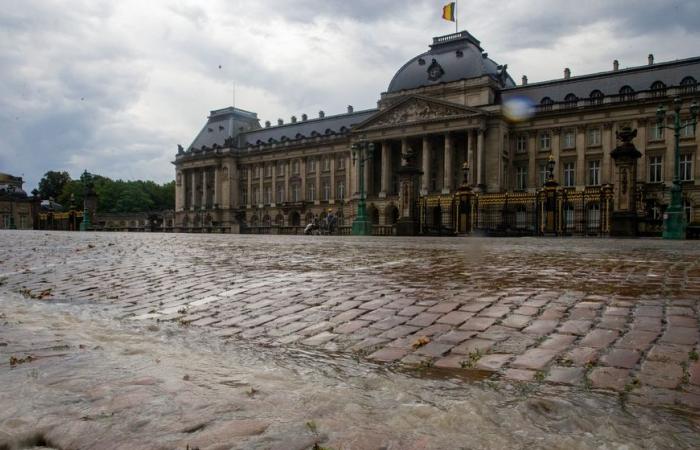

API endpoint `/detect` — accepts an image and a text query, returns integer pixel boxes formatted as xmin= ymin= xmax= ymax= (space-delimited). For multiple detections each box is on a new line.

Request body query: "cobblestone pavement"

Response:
xmin=2 ymin=231 xmax=700 ymax=412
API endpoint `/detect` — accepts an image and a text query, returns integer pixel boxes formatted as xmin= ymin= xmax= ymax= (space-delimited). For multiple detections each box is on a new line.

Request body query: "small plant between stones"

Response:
xmin=460 ymin=349 xmax=483 ymax=368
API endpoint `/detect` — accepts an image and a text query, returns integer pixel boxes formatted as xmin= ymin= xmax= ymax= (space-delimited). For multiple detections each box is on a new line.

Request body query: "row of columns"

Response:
xmin=181 ymin=167 xmax=220 ymax=211
xmin=363 ymin=128 xmax=485 ymax=198
xmin=244 ymin=154 xmax=351 ymax=206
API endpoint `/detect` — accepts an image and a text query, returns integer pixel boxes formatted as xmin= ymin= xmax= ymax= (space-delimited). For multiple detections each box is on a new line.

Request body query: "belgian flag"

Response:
xmin=442 ymin=2 xmax=456 ymax=22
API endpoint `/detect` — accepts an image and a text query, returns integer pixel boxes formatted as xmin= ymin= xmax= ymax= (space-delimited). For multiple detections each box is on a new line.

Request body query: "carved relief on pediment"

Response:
xmin=371 ymin=98 xmax=467 ymax=128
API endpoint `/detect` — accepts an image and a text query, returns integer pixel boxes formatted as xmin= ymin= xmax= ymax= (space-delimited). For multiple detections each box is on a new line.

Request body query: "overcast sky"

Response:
xmin=2 ymin=0 xmax=699 ymax=192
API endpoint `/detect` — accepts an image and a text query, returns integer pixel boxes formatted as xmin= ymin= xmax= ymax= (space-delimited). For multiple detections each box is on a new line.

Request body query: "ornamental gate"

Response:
xmin=419 ymin=186 xmax=613 ymax=237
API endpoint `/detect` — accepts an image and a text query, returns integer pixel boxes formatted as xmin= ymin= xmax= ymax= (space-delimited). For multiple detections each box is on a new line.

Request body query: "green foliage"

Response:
xmin=47 ymin=170 xmax=174 ymax=213
xmin=37 ymin=170 xmax=71 ymax=200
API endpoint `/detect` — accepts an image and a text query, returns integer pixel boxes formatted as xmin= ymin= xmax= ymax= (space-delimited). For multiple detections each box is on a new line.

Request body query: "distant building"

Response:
xmin=0 ymin=172 xmax=38 ymax=229
xmin=173 ymin=30 xmax=700 ymax=236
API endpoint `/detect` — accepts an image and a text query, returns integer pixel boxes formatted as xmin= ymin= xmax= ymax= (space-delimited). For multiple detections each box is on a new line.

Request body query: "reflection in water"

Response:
xmin=1 ymin=292 xmax=698 ymax=450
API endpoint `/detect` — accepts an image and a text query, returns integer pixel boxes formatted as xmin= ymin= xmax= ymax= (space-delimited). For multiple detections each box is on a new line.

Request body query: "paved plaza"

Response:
xmin=2 ymin=231 xmax=700 ymax=412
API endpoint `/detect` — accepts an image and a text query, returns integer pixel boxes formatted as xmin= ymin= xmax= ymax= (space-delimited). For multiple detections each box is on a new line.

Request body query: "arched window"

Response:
xmin=540 ymin=97 xmax=554 ymax=111
xmin=589 ymin=90 xmax=604 ymax=105
xmin=262 ymin=215 xmax=271 ymax=227
xmin=680 ymin=76 xmax=698 ymax=94
xmin=619 ymin=85 xmax=635 ymax=101
xmin=650 ymin=81 xmax=666 ymax=97
xmin=564 ymin=93 xmax=578 ymax=108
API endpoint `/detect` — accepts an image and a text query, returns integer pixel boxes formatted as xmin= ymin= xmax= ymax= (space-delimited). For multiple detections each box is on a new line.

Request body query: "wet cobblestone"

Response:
xmin=2 ymin=231 xmax=700 ymax=412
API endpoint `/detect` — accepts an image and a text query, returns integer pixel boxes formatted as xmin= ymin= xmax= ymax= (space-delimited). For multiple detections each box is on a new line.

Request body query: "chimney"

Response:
xmin=347 ymin=105 xmax=354 ymax=113
xmin=648 ymin=54 xmax=654 ymax=65
xmin=291 ymin=115 xmax=297 ymax=123
xmin=564 ymin=68 xmax=571 ymax=79
xmin=613 ymin=60 xmax=619 ymax=71
xmin=277 ymin=118 xmax=283 ymax=126
xmin=319 ymin=110 xmax=325 ymax=118
xmin=301 ymin=113 xmax=308 ymax=121
xmin=522 ymin=75 xmax=528 ymax=86
xmin=265 ymin=120 xmax=271 ymax=128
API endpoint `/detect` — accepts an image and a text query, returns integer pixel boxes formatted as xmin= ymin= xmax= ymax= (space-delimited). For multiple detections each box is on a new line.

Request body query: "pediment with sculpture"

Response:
xmin=355 ymin=96 xmax=484 ymax=130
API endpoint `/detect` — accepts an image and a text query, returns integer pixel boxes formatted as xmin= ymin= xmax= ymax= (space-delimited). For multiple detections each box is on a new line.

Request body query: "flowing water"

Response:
xmin=1 ymin=291 xmax=698 ymax=450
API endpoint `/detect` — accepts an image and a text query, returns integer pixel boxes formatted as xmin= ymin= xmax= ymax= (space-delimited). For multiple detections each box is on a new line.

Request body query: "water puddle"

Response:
xmin=1 ymin=292 xmax=699 ymax=449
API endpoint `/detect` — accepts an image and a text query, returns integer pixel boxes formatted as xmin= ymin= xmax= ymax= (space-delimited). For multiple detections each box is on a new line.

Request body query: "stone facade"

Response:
xmin=173 ymin=31 xmax=700 ymax=234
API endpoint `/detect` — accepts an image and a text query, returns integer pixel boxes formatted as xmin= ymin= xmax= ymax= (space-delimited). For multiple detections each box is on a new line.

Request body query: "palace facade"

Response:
xmin=173 ymin=31 xmax=700 ymax=236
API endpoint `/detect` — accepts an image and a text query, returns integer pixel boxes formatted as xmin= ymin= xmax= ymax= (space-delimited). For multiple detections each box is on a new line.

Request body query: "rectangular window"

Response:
xmin=563 ymin=129 xmax=576 ymax=149
xmin=265 ymin=165 xmax=272 ymax=177
xmin=681 ymin=120 xmax=695 ymax=138
xmin=563 ymin=162 xmax=575 ymax=187
xmin=587 ymin=160 xmax=600 ymax=186
xmin=264 ymin=186 xmax=272 ymax=204
xmin=650 ymin=123 xmax=664 ymax=141
xmin=539 ymin=132 xmax=551 ymax=151
xmin=323 ymin=158 xmax=331 ymax=172
xmin=307 ymin=183 xmax=315 ymax=201
xmin=516 ymin=135 xmax=527 ymax=153
xmin=292 ymin=161 xmax=300 ymax=175
xmin=515 ymin=166 xmax=527 ymax=190
xmin=241 ymin=188 xmax=248 ymax=205
xmin=252 ymin=187 xmax=260 ymax=204
xmin=322 ymin=182 xmax=330 ymax=201
xmin=539 ymin=163 xmax=547 ymax=186
xmin=680 ymin=154 xmax=693 ymax=181
xmin=649 ymin=155 xmax=663 ymax=183
xmin=277 ymin=161 xmax=285 ymax=174
xmin=337 ymin=156 xmax=345 ymax=170
xmin=587 ymin=127 xmax=601 ymax=146
xmin=337 ymin=181 xmax=345 ymax=200
xmin=276 ymin=185 xmax=284 ymax=203
xmin=292 ymin=184 xmax=300 ymax=202
xmin=308 ymin=158 xmax=316 ymax=173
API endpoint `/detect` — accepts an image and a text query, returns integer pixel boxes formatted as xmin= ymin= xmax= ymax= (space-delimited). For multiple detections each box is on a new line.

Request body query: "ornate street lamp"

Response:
xmin=351 ymin=137 xmax=375 ymax=235
xmin=657 ymin=97 xmax=699 ymax=239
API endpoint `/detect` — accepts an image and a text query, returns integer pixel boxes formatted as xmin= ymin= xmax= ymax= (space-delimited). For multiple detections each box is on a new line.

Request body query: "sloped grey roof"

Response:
xmin=241 ymin=109 xmax=377 ymax=146
xmin=187 ymin=107 xmax=260 ymax=151
xmin=387 ymin=31 xmax=515 ymax=93
xmin=502 ymin=57 xmax=700 ymax=103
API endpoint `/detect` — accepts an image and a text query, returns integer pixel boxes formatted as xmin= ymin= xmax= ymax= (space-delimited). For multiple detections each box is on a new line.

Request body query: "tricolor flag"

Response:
xmin=442 ymin=2 xmax=456 ymax=22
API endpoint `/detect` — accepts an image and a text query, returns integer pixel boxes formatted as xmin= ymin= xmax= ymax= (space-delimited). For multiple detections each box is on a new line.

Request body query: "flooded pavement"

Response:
xmin=1 ymin=231 xmax=700 ymax=449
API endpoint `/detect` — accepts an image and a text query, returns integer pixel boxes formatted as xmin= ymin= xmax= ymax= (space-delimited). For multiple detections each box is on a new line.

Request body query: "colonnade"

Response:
xmin=360 ymin=128 xmax=486 ymax=198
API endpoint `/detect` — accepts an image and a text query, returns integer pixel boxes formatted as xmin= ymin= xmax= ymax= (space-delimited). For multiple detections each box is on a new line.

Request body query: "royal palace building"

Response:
xmin=173 ymin=31 xmax=700 ymax=236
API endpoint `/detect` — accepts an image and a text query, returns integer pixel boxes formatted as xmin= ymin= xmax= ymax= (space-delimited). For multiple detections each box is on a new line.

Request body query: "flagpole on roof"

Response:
xmin=455 ymin=0 xmax=458 ymax=33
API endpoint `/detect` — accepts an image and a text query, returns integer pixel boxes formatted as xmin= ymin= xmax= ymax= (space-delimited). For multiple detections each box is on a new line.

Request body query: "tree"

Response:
xmin=37 ymin=171 xmax=71 ymax=200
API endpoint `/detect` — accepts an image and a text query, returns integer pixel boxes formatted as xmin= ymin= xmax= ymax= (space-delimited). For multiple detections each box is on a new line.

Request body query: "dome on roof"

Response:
xmin=387 ymin=31 xmax=515 ymax=93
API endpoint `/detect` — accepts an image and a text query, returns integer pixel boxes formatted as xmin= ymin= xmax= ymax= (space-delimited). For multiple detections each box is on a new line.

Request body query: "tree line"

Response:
xmin=34 ymin=171 xmax=175 ymax=213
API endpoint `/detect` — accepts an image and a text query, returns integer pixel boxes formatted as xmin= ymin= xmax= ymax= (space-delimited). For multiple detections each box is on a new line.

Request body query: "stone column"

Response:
xmin=301 ymin=158 xmax=307 ymax=201
xmin=442 ymin=133 xmax=453 ymax=194
xmin=604 ymin=122 xmax=616 ymax=184
xmin=330 ymin=155 xmax=336 ymax=203
xmin=364 ymin=150 xmax=372 ymax=198
xmin=191 ymin=170 xmax=197 ymax=210
xmin=315 ymin=157 xmax=321 ymax=204
xmin=476 ymin=128 xmax=485 ymax=187
xmin=466 ymin=130 xmax=474 ymax=187
xmin=271 ymin=162 xmax=277 ymax=205
xmin=213 ymin=167 xmax=219 ymax=207
xmin=229 ymin=160 xmax=238 ymax=209
xmin=175 ymin=170 xmax=183 ymax=211
xmin=421 ymin=136 xmax=430 ymax=195
xmin=576 ymin=126 xmax=586 ymax=188
xmin=284 ymin=160 xmax=290 ymax=202
xmin=379 ymin=141 xmax=390 ymax=198
xmin=246 ymin=167 xmax=252 ymax=207
xmin=258 ymin=164 xmax=263 ymax=205
xmin=202 ymin=169 xmax=208 ymax=209
xmin=345 ymin=154 xmax=351 ymax=200
xmin=528 ymin=138 xmax=537 ymax=189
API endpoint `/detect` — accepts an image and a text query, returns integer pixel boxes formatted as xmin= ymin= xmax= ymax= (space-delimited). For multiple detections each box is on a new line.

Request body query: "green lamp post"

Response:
xmin=351 ymin=137 xmax=375 ymax=236
xmin=657 ymin=98 xmax=699 ymax=239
